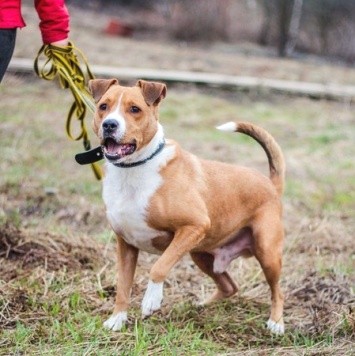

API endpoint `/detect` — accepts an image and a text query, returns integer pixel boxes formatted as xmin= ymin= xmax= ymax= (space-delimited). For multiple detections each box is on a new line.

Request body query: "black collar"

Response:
xmin=113 ymin=140 xmax=166 ymax=168
xmin=74 ymin=140 xmax=166 ymax=168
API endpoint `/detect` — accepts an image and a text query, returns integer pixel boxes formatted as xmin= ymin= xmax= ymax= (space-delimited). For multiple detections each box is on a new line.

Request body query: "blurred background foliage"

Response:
xmin=66 ymin=0 xmax=355 ymax=63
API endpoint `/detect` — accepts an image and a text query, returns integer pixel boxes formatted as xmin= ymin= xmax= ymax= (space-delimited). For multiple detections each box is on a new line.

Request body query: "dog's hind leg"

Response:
xmin=190 ymin=251 xmax=238 ymax=304
xmin=253 ymin=214 xmax=285 ymax=335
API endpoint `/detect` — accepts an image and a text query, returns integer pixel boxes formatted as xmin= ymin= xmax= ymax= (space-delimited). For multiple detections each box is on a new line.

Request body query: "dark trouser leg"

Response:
xmin=0 ymin=29 xmax=17 ymax=82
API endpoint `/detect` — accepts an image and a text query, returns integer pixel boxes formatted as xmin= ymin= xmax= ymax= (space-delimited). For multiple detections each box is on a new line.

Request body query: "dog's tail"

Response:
xmin=216 ymin=122 xmax=285 ymax=196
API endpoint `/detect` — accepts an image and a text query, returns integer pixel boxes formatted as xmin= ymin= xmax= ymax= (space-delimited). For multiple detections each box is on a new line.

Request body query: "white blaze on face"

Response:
xmin=100 ymin=93 xmax=126 ymax=141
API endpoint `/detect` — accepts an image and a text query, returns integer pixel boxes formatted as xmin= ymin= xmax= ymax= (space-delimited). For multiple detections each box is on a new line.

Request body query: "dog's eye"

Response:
xmin=99 ymin=103 xmax=107 ymax=111
xmin=130 ymin=106 xmax=141 ymax=114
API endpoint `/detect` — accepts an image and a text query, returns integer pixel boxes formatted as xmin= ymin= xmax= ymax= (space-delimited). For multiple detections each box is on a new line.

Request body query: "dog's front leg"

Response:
xmin=104 ymin=235 xmax=139 ymax=331
xmin=141 ymin=224 xmax=207 ymax=317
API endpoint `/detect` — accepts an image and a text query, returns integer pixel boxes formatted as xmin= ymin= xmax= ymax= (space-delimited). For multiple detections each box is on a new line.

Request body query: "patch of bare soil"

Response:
xmin=0 ymin=222 xmax=103 ymax=282
xmin=291 ymin=271 xmax=354 ymax=306
xmin=286 ymin=271 xmax=355 ymax=337
xmin=0 ymin=181 xmax=107 ymax=238
xmin=0 ymin=219 xmax=113 ymax=330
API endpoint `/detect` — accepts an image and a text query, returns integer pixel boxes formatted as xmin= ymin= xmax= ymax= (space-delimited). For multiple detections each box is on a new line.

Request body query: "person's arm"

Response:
xmin=34 ymin=0 xmax=70 ymax=45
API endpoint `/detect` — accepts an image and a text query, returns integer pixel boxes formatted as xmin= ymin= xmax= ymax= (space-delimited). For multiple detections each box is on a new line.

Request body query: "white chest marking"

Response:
xmin=103 ymin=133 xmax=175 ymax=254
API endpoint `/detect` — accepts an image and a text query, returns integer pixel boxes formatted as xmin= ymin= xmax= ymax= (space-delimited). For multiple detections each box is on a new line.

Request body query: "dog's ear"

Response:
xmin=88 ymin=79 xmax=118 ymax=103
xmin=137 ymin=80 xmax=167 ymax=106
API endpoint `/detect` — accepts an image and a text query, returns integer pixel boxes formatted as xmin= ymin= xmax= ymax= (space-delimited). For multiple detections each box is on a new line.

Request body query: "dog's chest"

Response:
xmin=102 ymin=163 xmax=165 ymax=254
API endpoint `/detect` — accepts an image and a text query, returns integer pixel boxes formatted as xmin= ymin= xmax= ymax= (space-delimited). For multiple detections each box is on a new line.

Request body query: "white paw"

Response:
xmin=141 ymin=280 xmax=163 ymax=318
xmin=103 ymin=311 xmax=127 ymax=331
xmin=267 ymin=318 xmax=285 ymax=335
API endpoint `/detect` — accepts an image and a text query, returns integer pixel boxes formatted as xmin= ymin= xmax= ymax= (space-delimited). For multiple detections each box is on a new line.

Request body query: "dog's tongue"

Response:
xmin=105 ymin=138 xmax=134 ymax=157
xmin=107 ymin=139 xmax=120 ymax=155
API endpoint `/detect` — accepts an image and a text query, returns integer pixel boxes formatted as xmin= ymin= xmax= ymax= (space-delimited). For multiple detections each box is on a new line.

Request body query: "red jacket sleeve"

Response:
xmin=34 ymin=0 xmax=70 ymax=44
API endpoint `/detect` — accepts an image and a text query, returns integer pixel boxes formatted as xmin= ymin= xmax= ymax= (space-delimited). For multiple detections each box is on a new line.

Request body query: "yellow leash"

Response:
xmin=34 ymin=41 xmax=102 ymax=180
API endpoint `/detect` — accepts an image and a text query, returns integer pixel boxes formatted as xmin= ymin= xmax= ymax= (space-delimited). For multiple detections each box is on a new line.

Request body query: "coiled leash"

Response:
xmin=34 ymin=41 xmax=103 ymax=180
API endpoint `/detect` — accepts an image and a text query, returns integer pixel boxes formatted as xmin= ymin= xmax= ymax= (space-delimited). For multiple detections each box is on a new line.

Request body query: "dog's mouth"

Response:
xmin=102 ymin=137 xmax=136 ymax=160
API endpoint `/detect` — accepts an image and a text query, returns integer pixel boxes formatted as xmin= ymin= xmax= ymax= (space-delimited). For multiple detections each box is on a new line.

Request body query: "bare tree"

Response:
xmin=258 ymin=0 xmax=274 ymax=46
xmin=285 ymin=0 xmax=303 ymax=56
xmin=277 ymin=0 xmax=288 ymax=56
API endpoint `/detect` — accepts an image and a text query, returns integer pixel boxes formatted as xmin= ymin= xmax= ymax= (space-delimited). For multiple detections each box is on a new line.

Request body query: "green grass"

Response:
xmin=2 ymin=287 xmax=352 ymax=355
xmin=4 ymin=318 xmax=217 ymax=355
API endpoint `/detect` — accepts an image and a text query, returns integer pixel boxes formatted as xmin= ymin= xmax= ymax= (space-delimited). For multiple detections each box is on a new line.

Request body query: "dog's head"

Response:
xmin=88 ymin=79 xmax=167 ymax=164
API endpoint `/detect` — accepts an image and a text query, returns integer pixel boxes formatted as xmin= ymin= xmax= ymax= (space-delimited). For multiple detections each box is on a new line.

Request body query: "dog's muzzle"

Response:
xmin=101 ymin=119 xmax=136 ymax=161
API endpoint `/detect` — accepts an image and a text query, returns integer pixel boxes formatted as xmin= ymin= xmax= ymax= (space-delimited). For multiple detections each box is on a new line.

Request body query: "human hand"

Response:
xmin=50 ymin=38 xmax=69 ymax=47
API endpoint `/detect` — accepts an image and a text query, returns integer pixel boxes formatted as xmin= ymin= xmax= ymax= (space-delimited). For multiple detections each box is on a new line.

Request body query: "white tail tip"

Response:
xmin=216 ymin=122 xmax=237 ymax=132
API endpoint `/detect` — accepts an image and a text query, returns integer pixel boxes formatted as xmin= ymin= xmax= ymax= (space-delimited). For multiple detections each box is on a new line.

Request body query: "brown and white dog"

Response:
xmin=88 ymin=79 xmax=286 ymax=334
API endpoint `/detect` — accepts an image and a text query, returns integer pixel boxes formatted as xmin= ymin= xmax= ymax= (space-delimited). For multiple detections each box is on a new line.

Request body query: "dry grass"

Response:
xmin=1 ymin=216 xmax=353 ymax=353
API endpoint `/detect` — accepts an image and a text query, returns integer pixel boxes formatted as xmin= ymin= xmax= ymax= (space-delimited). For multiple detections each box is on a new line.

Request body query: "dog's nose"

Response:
xmin=102 ymin=119 xmax=119 ymax=133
